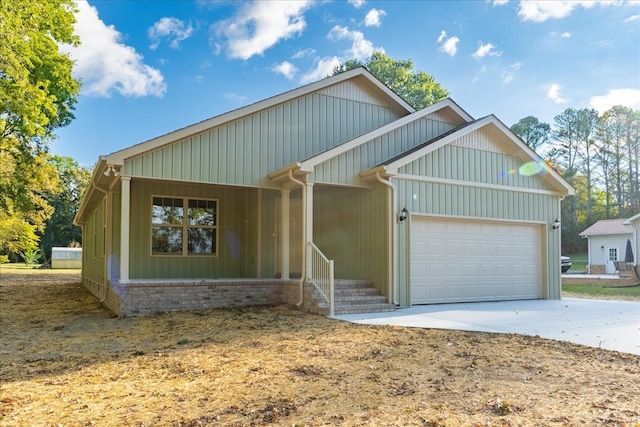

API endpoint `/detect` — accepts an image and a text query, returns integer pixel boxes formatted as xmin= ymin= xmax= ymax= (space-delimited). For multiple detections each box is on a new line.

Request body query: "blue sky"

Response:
xmin=55 ymin=0 xmax=640 ymax=167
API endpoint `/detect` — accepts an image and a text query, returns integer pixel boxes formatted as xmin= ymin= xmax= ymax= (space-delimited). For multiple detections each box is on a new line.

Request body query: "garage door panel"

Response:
xmin=411 ymin=218 xmax=542 ymax=304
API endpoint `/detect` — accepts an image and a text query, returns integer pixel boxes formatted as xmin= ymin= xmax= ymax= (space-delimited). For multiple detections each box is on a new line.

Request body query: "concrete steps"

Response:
xmin=303 ymin=279 xmax=396 ymax=316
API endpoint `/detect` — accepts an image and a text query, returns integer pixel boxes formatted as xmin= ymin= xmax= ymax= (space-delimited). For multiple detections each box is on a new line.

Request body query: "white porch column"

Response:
xmin=120 ymin=176 xmax=131 ymax=282
xmin=280 ymin=189 xmax=290 ymax=280
xmin=305 ymin=182 xmax=314 ymax=275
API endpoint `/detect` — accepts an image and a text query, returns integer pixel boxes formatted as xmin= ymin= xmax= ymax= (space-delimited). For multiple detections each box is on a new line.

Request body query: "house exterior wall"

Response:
xmin=586 ymin=234 xmax=632 ymax=272
xmin=313 ymin=184 xmax=388 ymax=296
xmin=312 ymin=117 xmax=456 ymax=186
xmin=399 ymin=145 xmax=550 ymax=191
xmin=127 ymin=180 xmax=262 ymax=280
xmin=124 ymin=93 xmax=404 ymax=188
xmin=393 ymin=145 xmax=561 ymax=307
xmin=82 ymin=197 xmax=107 ymax=285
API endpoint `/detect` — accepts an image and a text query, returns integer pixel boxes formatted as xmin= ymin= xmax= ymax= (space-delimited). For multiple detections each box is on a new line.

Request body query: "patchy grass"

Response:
xmin=566 ymin=253 xmax=588 ymax=273
xmin=563 ymin=283 xmax=640 ymax=300
xmin=1 ymin=271 xmax=639 ymax=426
xmin=0 ymin=263 xmax=79 ymax=274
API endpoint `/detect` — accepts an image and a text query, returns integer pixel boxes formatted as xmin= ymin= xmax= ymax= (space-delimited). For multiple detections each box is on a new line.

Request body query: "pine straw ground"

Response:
xmin=1 ymin=271 xmax=639 ymax=427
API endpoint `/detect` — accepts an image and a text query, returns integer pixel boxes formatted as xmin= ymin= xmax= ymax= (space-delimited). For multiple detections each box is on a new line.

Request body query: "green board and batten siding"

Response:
xmin=123 ymin=93 xmax=404 ymax=188
xmin=312 ymin=117 xmax=456 ymax=186
xmin=82 ymin=197 xmax=107 ymax=285
xmin=127 ymin=181 xmax=261 ymax=280
xmin=393 ymin=139 xmax=562 ymax=306
xmin=313 ymin=184 xmax=389 ymax=295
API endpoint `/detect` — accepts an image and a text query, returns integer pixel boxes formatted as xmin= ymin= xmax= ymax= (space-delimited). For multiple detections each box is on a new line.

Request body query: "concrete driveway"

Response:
xmin=336 ymin=298 xmax=640 ymax=355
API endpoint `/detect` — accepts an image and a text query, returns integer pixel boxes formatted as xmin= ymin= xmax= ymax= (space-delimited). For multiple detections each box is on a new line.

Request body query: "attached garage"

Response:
xmin=410 ymin=216 xmax=543 ymax=304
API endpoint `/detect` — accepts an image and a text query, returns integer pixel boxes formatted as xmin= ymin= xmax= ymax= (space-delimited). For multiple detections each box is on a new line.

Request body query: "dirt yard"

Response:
xmin=1 ymin=271 xmax=639 ymax=426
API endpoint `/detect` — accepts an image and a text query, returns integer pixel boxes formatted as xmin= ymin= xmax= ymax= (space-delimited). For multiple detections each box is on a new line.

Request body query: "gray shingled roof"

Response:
xmin=579 ymin=218 xmax=633 ymax=236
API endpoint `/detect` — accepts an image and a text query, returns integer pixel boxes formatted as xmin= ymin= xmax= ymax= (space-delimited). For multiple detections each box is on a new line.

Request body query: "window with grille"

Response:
xmin=151 ymin=197 xmax=217 ymax=256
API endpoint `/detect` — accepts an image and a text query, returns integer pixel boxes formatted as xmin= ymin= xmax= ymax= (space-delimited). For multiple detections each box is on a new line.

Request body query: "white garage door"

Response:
xmin=410 ymin=217 xmax=542 ymax=304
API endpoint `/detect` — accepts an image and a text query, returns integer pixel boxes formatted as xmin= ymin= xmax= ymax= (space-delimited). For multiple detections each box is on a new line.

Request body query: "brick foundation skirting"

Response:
xmin=83 ymin=278 xmax=301 ymax=317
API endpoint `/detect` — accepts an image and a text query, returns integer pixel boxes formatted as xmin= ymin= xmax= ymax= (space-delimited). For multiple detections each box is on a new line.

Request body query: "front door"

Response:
xmin=605 ymin=247 xmax=618 ymax=274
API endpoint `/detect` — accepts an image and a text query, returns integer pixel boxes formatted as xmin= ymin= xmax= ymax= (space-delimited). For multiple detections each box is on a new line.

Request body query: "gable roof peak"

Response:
xmin=105 ymin=66 xmax=414 ymax=165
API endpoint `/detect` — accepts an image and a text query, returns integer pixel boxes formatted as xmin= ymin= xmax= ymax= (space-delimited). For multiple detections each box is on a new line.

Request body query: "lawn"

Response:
xmin=566 ymin=253 xmax=588 ymax=273
xmin=1 ymin=271 xmax=639 ymax=426
xmin=563 ymin=283 xmax=640 ymax=300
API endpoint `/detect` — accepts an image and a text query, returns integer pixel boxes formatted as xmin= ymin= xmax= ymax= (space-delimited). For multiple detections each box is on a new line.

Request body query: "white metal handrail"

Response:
xmin=308 ymin=242 xmax=335 ymax=316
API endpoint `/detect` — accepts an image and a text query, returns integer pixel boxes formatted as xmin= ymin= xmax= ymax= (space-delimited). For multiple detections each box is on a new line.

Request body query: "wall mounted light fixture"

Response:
xmin=398 ymin=207 xmax=409 ymax=223
xmin=552 ymin=218 xmax=560 ymax=230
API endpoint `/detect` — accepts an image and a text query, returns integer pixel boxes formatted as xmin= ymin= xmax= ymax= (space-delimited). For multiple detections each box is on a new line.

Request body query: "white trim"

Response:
xmin=305 ymin=182 xmax=314 ymax=276
xmin=309 ymin=180 xmax=374 ymax=190
xmin=298 ymin=99 xmax=473 ymax=173
xmin=375 ymin=173 xmax=397 ymax=305
xmin=107 ymin=68 xmax=414 ymax=165
xmin=408 ymin=211 xmax=547 ymax=226
xmin=120 ymin=177 xmax=131 ymax=282
xmin=256 ymin=189 xmax=262 ymax=277
xmin=394 ymin=173 xmax=566 ymax=196
xmin=281 ymin=190 xmax=290 ymax=280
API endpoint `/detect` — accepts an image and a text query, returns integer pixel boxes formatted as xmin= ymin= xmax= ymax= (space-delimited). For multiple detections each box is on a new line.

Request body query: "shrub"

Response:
xmin=20 ymin=248 xmax=42 ymax=266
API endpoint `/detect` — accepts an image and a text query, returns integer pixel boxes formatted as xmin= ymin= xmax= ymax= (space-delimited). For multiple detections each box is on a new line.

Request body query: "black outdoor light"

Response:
xmin=552 ymin=218 xmax=560 ymax=230
xmin=398 ymin=207 xmax=409 ymax=223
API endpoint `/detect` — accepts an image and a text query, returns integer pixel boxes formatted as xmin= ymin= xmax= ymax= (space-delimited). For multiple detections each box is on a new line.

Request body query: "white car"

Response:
xmin=561 ymin=256 xmax=572 ymax=273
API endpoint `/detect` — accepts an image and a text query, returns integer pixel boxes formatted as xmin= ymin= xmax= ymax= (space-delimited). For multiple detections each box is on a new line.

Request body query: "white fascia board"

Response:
xmin=106 ymin=68 xmax=413 ymax=165
xmin=624 ymin=213 xmax=640 ymax=224
xmin=300 ymin=98 xmax=472 ymax=173
xmin=73 ymin=157 xmax=108 ymax=225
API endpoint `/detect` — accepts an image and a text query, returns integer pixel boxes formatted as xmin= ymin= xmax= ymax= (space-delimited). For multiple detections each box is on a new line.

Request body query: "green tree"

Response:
xmin=510 ymin=116 xmax=550 ymax=153
xmin=0 ymin=0 xmax=80 ymax=150
xmin=332 ymin=52 xmax=449 ymax=109
xmin=0 ymin=0 xmax=80 ymax=259
xmin=42 ymin=156 xmax=91 ymax=257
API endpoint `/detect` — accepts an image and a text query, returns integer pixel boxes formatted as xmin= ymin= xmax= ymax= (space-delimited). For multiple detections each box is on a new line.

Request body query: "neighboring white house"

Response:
xmin=579 ymin=218 xmax=636 ymax=274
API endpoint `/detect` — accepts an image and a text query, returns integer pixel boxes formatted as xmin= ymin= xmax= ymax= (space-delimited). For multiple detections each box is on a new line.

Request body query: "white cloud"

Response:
xmin=364 ymin=8 xmax=387 ymax=27
xmin=293 ymin=48 xmax=316 ymax=59
xmin=272 ymin=61 xmax=298 ymax=79
xmin=300 ymin=56 xmax=342 ymax=84
xmin=589 ymin=89 xmax=640 ymax=113
xmin=562 ymin=31 xmax=571 ymax=38
xmin=517 ymin=1 xmax=598 ymax=22
xmin=501 ymin=62 xmax=522 ymax=83
xmin=224 ymin=93 xmax=249 ymax=103
xmin=349 ymin=0 xmax=366 ymax=8
xmin=493 ymin=0 xmax=509 ymax=5
xmin=62 ymin=1 xmax=166 ymax=98
xmin=472 ymin=42 xmax=502 ymax=59
xmin=148 ymin=17 xmax=194 ymax=50
xmin=548 ymin=84 xmax=566 ymax=104
xmin=328 ymin=25 xmax=381 ymax=60
xmin=438 ymin=31 xmax=460 ymax=57
xmin=214 ymin=1 xmax=312 ymax=60
xmin=624 ymin=14 xmax=640 ymax=23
